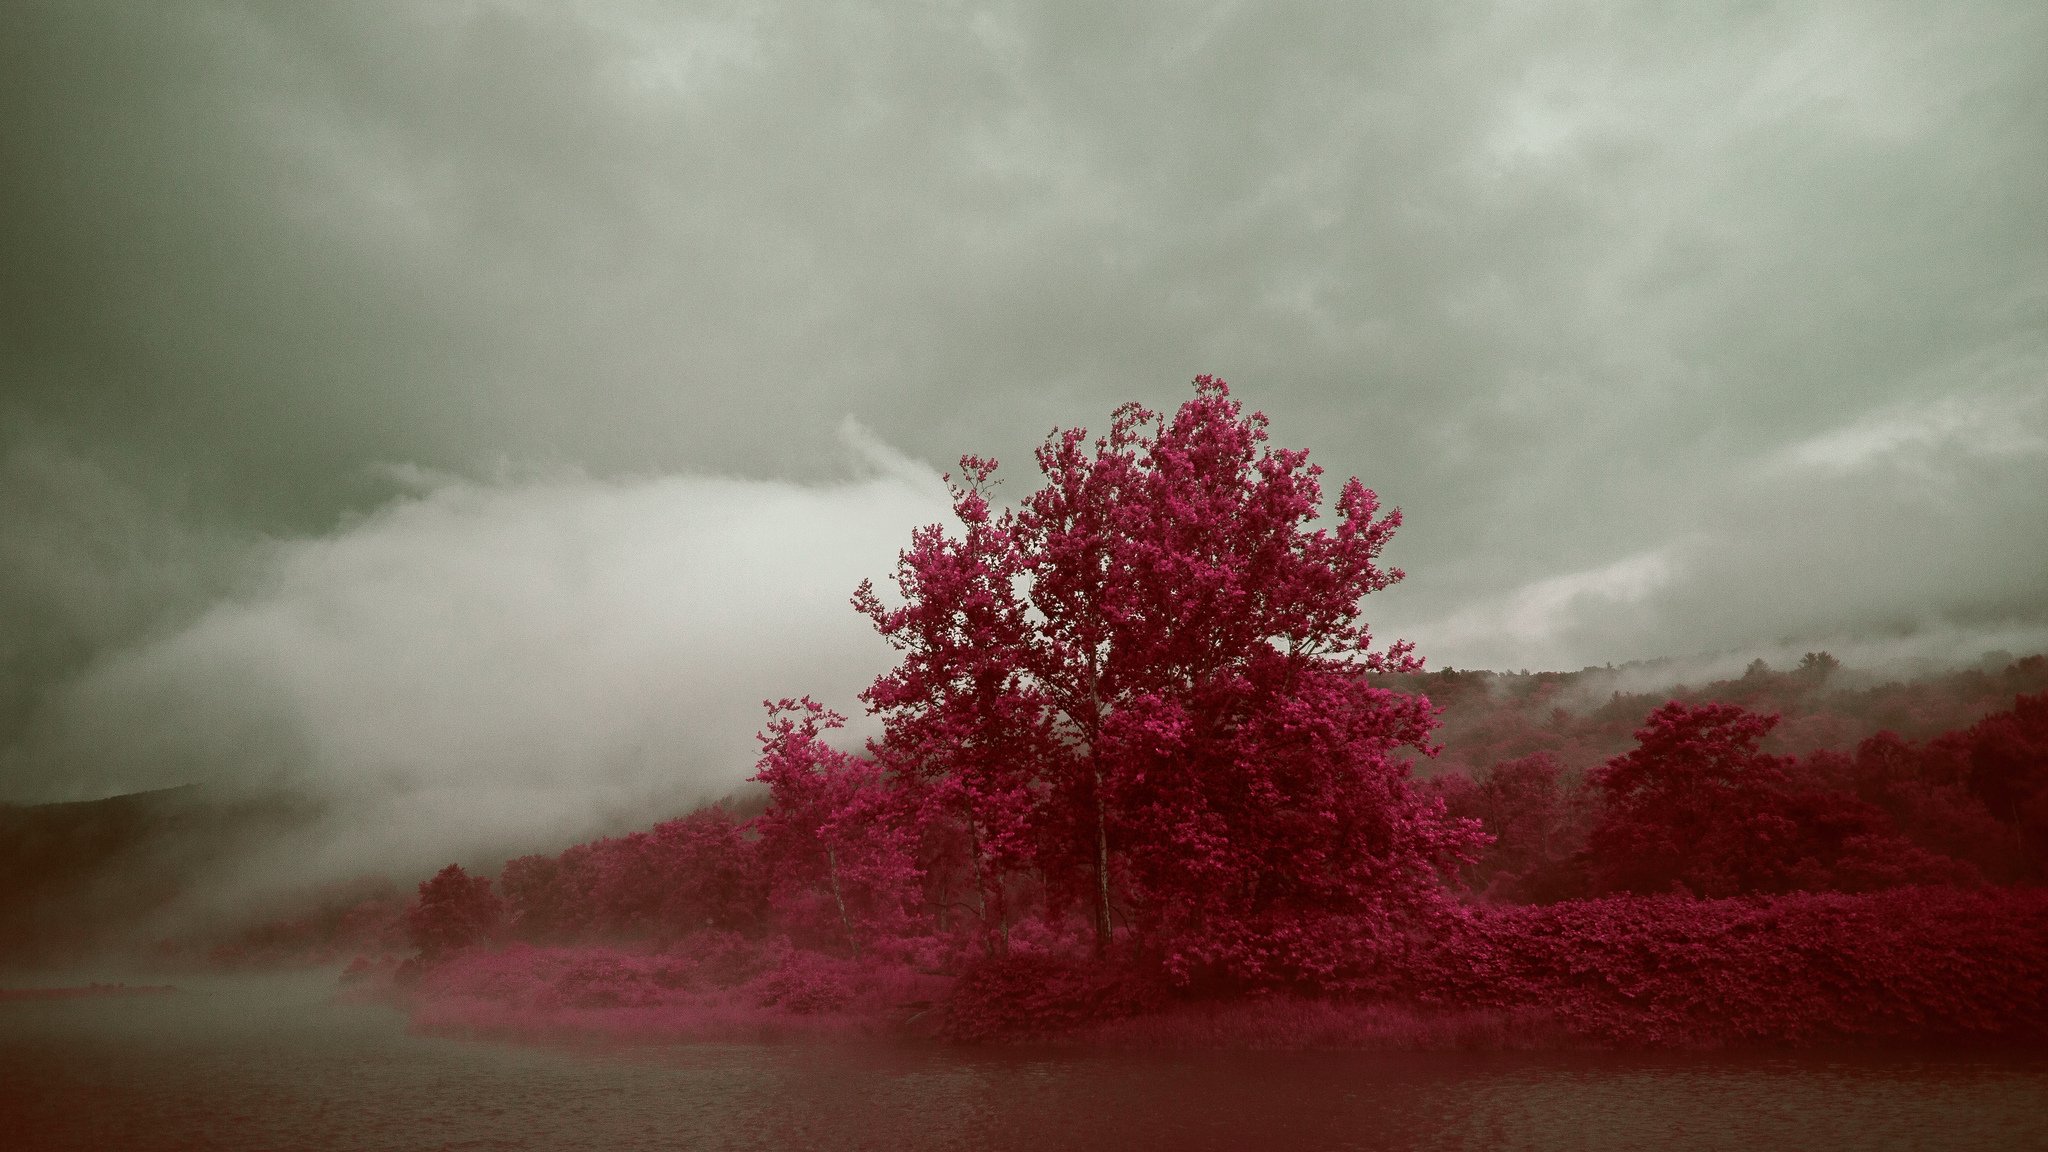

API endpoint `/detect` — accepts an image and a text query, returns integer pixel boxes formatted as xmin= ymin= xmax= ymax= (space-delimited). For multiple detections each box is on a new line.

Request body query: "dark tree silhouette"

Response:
xmin=406 ymin=863 xmax=502 ymax=963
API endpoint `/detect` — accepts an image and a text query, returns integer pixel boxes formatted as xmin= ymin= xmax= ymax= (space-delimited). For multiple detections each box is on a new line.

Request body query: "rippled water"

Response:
xmin=2 ymin=973 xmax=2043 ymax=1151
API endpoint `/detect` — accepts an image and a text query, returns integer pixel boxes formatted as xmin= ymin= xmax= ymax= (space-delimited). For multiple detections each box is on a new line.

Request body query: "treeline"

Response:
xmin=375 ymin=678 xmax=2048 ymax=1048
xmin=1430 ymin=681 xmax=2048 ymax=903
xmin=409 ymin=680 xmax=2048 ymax=960
xmin=377 ymin=651 xmax=2048 ymax=972
xmin=1382 ymin=650 xmax=2048 ymax=779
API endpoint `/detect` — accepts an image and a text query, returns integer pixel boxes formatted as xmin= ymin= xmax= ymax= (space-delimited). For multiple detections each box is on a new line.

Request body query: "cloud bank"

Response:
xmin=7 ymin=426 xmax=951 ymax=877
xmin=2 ymin=1 xmax=2044 ymax=853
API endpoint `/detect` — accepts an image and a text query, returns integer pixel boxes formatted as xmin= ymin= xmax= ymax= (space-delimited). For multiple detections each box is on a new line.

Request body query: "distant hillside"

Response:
xmin=0 ymin=785 xmax=321 ymax=966
xmin=1376 ymin=652 xmax=2048 ymax=778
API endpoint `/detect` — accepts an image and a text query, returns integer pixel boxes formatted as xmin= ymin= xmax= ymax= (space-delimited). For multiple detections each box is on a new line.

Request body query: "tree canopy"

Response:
xmin=853 ymin=376 xmax=1482 ymax=980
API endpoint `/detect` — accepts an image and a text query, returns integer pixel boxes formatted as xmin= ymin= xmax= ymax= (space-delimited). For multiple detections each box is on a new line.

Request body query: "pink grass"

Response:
xmin=384 ymin=886 xmax=2048 ymax=1052
xmin=1069 ymin=996 xmax=1570 ymax=1051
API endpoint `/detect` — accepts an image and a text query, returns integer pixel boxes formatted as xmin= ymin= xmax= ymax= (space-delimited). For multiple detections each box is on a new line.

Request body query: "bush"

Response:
xmin=1407 ymin=886 xmax=2048 ymax=1046
xmin=944 ymin=952 xmax=1167 ymax=1042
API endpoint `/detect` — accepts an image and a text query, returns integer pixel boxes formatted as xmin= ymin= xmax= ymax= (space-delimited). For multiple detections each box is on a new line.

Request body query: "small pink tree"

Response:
xmin=1586 ymin=701 xmax=1970 ymax=897
xmin=749 ymin=698 xmax=921 ymax=957
xmin=1585 ymin=702 xmax=1794 ymax=897
xmin=856 ymin=457 xmax=1058 ymax=955
xmin=406 ymin=864 xmax=502 ymax=963
xmin=1434 ymin=752 xmax=1590 ymax=900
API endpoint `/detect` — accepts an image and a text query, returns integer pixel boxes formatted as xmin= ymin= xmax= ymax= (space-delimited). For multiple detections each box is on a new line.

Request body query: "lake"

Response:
xmin=2 ymin=972 xmax=2043 ymax=1150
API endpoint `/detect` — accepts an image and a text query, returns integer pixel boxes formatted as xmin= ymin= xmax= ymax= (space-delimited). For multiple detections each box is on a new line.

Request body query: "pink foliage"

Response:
xmin=858 ymin=376 xmax=1480 ymax=968
xmin=499 ymin=806 xmax=762 ymax=942
xmin=854 ymin=454 xmax=1052 ymax=955
xmin=1429 ymin=754 xmax=1595 ymax=902
xmin=406 ymin=863 xmax=502 ymax=963
xmin=943 ymin=952 xmax=1166 ymax=1042
xmin=1407 ymin=887 xmax=2048 ymax=1046
xmin=944 ymin=887 xmax=2048 ymax=1048
xmin=1585 ymin=701 xmax=1795 ymax=897
xmin=1583 ymin=702 xmax=1971 ymax=898
xmin=1944 ymin=690 xmax=2048 ymax=873
xmin=1381 ymin=653 xmax=2048 ymax=785
xmin=750 ymin=698 xmax=922 ymax=956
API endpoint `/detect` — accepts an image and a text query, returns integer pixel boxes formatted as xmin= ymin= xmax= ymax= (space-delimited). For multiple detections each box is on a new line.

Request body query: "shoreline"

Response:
xmin=0 ymin=982 xmax=178 ymax=1002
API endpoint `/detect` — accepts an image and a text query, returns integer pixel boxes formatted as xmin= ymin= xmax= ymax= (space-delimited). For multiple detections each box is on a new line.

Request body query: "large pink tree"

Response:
xmin=858 ymin=376 xmax=1481 ymax=974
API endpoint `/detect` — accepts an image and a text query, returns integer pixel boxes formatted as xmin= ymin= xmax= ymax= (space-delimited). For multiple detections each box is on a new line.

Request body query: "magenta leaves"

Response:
xmin=406 ymin=864 xmax=502 ymax=966
xmin=854 ymin=376 xmax=1478 ymax=974
xmin=751 ymin=697 xmax=922 ymax=959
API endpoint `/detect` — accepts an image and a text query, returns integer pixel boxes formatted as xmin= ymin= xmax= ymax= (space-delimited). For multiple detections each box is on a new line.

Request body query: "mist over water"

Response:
xmin=2 ymin=974 xmax=2043 ymax=1151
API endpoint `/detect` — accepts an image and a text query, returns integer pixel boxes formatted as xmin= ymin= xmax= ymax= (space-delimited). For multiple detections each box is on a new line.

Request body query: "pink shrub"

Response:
xmin=747 ymin=951 xmax=860 ymax=1014
xmin=1407 ymin=886 xmax=2048 ymax=1046
xmin=937 ymin=887 xmax=2048 ymax=1048
xmin=943 ymin=953 xmax=1167 ymax=1043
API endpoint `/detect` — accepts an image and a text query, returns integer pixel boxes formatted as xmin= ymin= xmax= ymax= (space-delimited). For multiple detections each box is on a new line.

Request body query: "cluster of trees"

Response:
xmin=1432 ymin=690 xmax=2048 ymax=903
xmin=497 ymin=808 xmax=761 ymax=941
xmin=409 ymin=685 xmax=2048 ymax=969
xmin=396 ymin=379 xmax=2047 ymax=1021
xmin=411 ymin=380 xmax=1483 ymax=988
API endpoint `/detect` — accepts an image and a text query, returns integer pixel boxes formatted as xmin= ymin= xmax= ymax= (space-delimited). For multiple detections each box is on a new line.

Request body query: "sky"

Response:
xmin=2 ymin=2 xmax=2044 ymax=866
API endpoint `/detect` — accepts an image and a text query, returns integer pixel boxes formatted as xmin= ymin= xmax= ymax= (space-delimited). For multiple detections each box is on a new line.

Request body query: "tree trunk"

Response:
xmin=826 ymin=844 xmax=859 ymax=960
xmin=968 ymin=822 xmax=998 ymax=957
xmin=1091 ymin=755 xmax=1113 ymax=957
xmin=1084 ymin=659 xmax=1114 ymax=958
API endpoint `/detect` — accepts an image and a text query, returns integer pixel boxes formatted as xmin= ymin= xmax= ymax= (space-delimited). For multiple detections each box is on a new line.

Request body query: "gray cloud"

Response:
xmin=0 ymin=436 xmax=251 ymax=744
xmin=3 ymin=1 xmax=2044 ymax=824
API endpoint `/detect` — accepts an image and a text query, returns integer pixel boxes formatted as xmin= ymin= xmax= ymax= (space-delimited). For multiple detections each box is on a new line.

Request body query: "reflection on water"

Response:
xmin=2 ymin=973 xmax=2043 ymax=1151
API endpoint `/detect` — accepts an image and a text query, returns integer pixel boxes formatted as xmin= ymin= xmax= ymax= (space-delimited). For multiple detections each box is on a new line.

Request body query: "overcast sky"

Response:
xmin=3 ymin=2 xmax=2044 ymax=859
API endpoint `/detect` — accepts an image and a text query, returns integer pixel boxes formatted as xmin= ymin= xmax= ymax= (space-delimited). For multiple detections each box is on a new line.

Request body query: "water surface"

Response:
xmin=2 ymin=973 xmax=2042 ymax=1150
